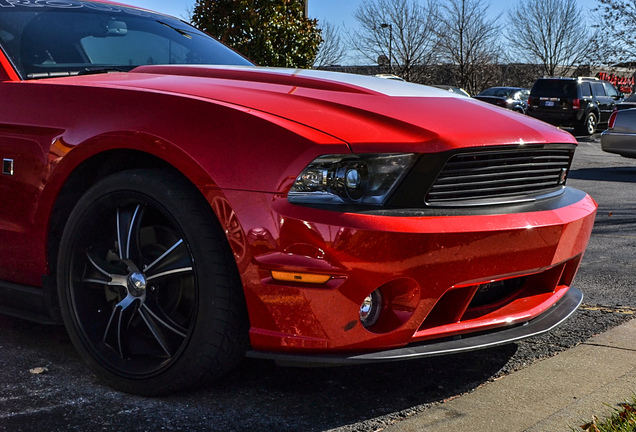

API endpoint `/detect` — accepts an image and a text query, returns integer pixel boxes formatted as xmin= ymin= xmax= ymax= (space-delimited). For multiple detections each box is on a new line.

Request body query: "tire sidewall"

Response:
xmin=584 ymin=112 xmax=597 ymax=135
xmin=57 ymin=169 xmax=248 ymax=395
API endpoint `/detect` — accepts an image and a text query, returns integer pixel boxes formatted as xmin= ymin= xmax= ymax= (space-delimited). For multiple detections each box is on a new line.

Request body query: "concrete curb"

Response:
xmin=382 ymin=318 xmax=636 ymax=431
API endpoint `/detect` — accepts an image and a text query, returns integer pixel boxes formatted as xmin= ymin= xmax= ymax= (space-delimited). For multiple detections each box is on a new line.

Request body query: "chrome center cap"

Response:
xmin=127 ymin=272 xmax=147 ymax=297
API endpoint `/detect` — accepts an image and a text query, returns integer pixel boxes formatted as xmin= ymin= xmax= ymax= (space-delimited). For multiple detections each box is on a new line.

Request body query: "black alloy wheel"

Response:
xmin=57 ymin=169 xmax=248 ymax=395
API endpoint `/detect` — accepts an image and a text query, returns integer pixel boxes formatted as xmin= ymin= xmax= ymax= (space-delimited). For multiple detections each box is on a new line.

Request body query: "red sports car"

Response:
xmin=0 ymin=0 xmax=596 ymax=395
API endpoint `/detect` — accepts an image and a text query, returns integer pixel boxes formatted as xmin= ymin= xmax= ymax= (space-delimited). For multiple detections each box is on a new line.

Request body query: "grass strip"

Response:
xmin=578 ymin=396 xmax=636 ymax=431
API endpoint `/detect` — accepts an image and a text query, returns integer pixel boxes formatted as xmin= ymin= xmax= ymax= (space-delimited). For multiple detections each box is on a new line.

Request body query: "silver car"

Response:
xmin=601 ymin=108 xmax=636 ymax=158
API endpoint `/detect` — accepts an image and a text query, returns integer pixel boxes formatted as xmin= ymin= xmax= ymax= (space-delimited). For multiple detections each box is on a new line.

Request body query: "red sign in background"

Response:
xmin=597 ymin=72 xmax=635 ymax=94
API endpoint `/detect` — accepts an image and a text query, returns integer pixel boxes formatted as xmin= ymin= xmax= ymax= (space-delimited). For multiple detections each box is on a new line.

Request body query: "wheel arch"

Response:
xmin=46 ymin=149 xmax=235 ymax=320
xmin=54 ymin=166 xmax=250 ymax=393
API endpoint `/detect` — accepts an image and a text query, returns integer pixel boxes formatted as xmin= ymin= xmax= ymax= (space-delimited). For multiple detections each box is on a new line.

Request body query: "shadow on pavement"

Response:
xmin=0 ymin=314 xmax=516 ymax=432
xmin=569 ymin=166 xmax=636 ymax=183
xmin=573 ymin=134 xmax=601 ymax=143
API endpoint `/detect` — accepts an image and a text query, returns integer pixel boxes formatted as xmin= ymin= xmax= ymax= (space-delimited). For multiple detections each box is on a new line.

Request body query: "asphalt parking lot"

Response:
xmin=1 ymin=133 xmax=635 ymax=432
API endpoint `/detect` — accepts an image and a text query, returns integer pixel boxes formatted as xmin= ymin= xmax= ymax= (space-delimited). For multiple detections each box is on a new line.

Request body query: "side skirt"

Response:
xmin=0 ymin=279 xmax=58 ymax=325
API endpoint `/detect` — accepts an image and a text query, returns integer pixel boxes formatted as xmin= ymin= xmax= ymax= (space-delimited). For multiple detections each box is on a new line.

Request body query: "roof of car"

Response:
xmin=535 ymin=77 xmax=600 ymax=81
xmin=486 ymin=86 xmax=525 ymax=90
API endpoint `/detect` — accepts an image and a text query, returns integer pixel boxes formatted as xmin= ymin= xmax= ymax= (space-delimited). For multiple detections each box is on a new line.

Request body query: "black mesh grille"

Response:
xmin=425 ymin=147 xmax=574 ymax=206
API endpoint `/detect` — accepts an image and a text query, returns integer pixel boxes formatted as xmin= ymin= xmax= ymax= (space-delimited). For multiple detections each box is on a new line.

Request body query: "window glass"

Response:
xmin=531 ymin=80 xmax=577 ymax=98
xmin=479 ymin=88 xmax=514 ymax=98
xmin=592 ymin=83 xmax=607 ymax=97
xmin=580 ymin=82 xmax=592 ymax=97
xmin=603 ymin=82 xmax=619 ymax=98
xmin=0 ymin=1 xmax=252 ymax=79
xmin=82 ymin=31 xmax=190 ymax=66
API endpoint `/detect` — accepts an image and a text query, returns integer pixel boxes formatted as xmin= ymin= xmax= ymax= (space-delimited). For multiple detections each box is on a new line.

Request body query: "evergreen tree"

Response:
xmin=191 ymin=0 xmax=322 ymax=68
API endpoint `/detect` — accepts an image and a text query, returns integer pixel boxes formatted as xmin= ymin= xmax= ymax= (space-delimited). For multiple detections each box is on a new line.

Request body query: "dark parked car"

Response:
xmin=601 ymin=109 xmax=636 ymax=158
xmin=474 ymin=87 xmax=530 ymax=113
xmin=527 ymin=77 xmax=623 ymax=135
xmin=615 ymin=93 xmax=636 ymax=110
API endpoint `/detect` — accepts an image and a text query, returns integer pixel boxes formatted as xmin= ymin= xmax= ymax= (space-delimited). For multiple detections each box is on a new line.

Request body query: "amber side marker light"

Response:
xmin=271 ymin=271 xmax=332 ymax=284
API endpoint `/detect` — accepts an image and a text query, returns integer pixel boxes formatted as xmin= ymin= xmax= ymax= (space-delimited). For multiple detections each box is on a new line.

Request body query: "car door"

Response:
xmin=591 ymin=82 xmax=613 ymax=123
xmin=603 ymin=82 xmax=622 ymax=119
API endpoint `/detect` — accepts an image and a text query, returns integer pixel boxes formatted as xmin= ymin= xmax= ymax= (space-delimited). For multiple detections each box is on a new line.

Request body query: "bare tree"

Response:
xmin=505 ymin=0 xmax=594 ymax=77
xmin=313 ymin=22 xmax=347 ymax=68
xmin=348 ymin=0 xmax=438 ymax=82
xmin=592 ymin=0 xmax=636 ymax=64
xmin=434 ymin=0 xmax=502 ymax=95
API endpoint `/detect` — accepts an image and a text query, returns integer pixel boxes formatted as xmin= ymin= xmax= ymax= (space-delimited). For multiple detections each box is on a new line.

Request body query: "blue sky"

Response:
xmin=123 ymin=0 xmax=598 ymax=64
xmin=121 ymin=0 xmax=598 ymax=24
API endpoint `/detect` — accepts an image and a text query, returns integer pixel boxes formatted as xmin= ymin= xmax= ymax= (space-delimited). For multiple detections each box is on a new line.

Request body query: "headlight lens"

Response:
xmin=288 ymin=153 xmax=416 ymax=205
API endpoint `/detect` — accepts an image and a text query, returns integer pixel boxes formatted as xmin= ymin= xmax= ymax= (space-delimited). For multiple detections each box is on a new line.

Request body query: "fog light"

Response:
xmin=359 ymin=290 xmax=382 ymax=327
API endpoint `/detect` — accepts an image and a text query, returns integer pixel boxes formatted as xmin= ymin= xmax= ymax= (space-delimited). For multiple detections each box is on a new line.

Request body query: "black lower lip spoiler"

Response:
xmin=246 ymin=287 xmax=583 ymax=367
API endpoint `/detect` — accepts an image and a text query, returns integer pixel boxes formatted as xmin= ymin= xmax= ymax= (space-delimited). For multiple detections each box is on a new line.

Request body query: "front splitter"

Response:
xmin=246 ymin=287 xmax=583 ymax=367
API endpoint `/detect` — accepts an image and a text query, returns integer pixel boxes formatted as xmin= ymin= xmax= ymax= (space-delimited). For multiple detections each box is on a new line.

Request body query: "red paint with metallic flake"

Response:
xmin=0 ymin=1 xmax=596 ymax=388
xmin=0 ymin=67 xmax=597 ymax=340
xmin=225 ymin=190 xmax=595 ymax=352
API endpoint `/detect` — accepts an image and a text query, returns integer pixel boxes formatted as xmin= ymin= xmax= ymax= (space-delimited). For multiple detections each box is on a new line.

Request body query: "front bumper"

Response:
xmin=213 ymin=187 xmax=596 ymax=359
xmin=247 ymin=286 xmax=582 ymax=365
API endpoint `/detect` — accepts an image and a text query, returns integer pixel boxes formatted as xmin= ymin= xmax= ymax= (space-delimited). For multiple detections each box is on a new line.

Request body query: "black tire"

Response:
xmin=577 ymin=112 xmax=597 ymax=136
xmin=57 ymin=169 xmax=249 ymax=395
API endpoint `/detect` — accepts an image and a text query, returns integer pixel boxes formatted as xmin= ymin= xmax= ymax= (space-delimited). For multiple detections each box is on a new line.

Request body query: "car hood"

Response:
xmin=56 ymin=65 xmax=576 ymax=152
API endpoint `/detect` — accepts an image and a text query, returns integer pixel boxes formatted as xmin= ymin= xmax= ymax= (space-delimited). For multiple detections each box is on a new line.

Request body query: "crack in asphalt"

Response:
xmin=581 ymin=342 xmax=636 ymax=354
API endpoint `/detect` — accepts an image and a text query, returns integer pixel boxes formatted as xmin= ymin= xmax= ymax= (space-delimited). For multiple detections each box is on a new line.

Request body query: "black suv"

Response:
xmin=527 ymin=77 xmax=623 ymax=135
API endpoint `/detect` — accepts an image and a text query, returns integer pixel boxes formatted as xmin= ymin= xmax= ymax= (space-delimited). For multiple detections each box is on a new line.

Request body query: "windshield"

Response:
xmin=0 ymin=1 xmax=252 ymax=79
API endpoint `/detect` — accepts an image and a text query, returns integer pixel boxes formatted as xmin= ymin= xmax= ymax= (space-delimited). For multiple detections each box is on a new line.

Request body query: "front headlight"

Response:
xmin=288 ymin=153 xmax=417 ymax=205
